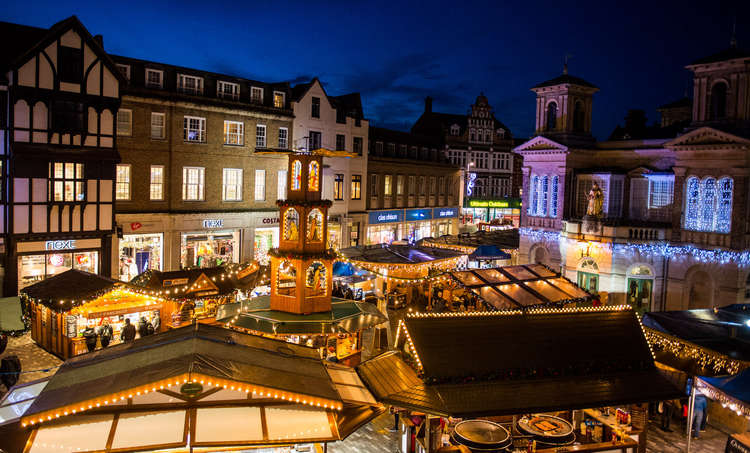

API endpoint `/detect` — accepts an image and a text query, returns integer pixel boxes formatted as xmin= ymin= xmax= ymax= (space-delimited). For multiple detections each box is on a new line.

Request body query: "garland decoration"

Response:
xmin=276 ymin=199 xmax=333 ymax=208
xmin=644 ymin=327 xmax=749 ymax=375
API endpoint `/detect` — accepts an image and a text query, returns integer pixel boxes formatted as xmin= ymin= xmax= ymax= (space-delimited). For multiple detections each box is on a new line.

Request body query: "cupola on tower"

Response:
xmin=686 ymin=37 xmax=750 ymax=129
xmin=531 ymin=65 xmax=599 ymax=145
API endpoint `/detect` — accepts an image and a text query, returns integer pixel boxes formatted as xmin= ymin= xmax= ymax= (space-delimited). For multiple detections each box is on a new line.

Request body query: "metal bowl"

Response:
xmin=516 ymin=414 xmax=574 ymax=438
xmin=451 ymin=419 xmax=512 ymax=451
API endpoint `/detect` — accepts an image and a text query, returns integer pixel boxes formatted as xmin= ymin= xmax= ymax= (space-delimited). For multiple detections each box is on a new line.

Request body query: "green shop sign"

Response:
xmin=467 ymin=199 xmax=521 ymax=208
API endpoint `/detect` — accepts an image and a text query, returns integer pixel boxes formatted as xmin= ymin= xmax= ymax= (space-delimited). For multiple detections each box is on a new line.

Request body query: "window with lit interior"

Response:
xmin=684 ymin=176 xmax=733 ymax=233
xmin=49 ymin=162 xmax=84 ymax=202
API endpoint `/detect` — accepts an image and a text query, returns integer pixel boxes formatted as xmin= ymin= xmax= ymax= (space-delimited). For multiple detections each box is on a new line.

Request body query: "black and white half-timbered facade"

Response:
xmin=0 ymin=16 xmax=123 ymax=295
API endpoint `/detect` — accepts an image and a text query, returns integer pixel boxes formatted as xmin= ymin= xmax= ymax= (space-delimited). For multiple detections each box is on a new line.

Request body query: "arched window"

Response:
xmin=540 ymin=175 xmax=549 ymax=216
xmin=306 ymin=261 xmax=327 ymax=296
xmin=529 ymin=175 xmax=539 ymax=215
xmin=550 ymin=175 xmax=559 ymax=217
xmin=291 ymin=160 xmax=302 ymax=191
xmin=685 ymin=177 xmax=700 ymax=230
xmin=283 ymin=208 xmax=300 ymax=241
xmin=700 ymin=177 xmax=717 ymax=231
xmin=546 ymin=102 xmax=557 ymax=131
xmin=307 ymin=209 xmax=323 ymax=242
xmin=308 ymin=160 xmax=320 ymax=191
xmin=277 ymin=260 xmax=296 ymax=296
xmin=716 ymin=177 xmax=733 ymax=233
xmin=573 ymin=101 xmax=585 ymax=132
xmin=710 ymin=82 xmax=728 ymax=119
xmin=470 ymin=129 xmax=476 ymax=142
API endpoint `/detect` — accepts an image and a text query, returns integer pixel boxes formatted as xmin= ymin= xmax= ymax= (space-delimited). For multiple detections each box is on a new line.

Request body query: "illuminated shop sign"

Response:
xmin=433 ymin=207 xmax=458 ymax=218
xmin=368 ymin=210 xmax=403 ymax=224
xmin=202 ymin=219 xmax=225 ymax=228
xmin=466 ymin=172 xmax=477 ymax=196
xmin=405 ymin=209 xmax=432 ymax=222
xmin=45 ymin=240 xmax=76 ymax=251
xmin=467 ymin=199 xmax=522 ymax=208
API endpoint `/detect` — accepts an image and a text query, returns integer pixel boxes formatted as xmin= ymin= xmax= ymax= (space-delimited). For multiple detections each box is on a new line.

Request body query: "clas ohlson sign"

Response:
xmin=368 ymin=210 xmax=403 ymax=224
xmin=466 ymin=198 xmax=522 ymax=209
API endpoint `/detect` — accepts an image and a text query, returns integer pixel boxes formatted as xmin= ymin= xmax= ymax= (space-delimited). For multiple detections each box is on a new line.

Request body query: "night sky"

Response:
xmin=2 ymin=0 xmax=748 ymax=140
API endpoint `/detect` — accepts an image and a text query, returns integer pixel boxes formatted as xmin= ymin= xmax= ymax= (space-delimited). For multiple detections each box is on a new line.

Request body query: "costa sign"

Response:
xmin=262 ymin=217 xmax=279 ymax=224
xmin=45 ymin=240 xmax=76 ymax=251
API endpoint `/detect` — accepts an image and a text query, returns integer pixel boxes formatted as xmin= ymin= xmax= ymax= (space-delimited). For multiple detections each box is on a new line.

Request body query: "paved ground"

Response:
xmin=328 ymin=413 xmax=399 ymax=453
xmin=0 ymin=333 xmax=61 ymax=395
xmin=645 ymin=416 xmax=728 ymax=453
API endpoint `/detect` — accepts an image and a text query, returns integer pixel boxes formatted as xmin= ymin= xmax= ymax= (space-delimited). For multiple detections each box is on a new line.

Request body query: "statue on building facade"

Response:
xmin=586 ymin=182 xmax=604 ymax=218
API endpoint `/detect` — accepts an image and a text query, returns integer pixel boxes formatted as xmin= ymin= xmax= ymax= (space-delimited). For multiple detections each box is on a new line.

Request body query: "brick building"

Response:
xmin=111 ymin=55 xmax=294 ymax=279
xmin=365 ymin=127 xmax=460 ymax=244
xmin=515 ymin=45 xmax=750 ymax=312
xmin=411 ymin=95 xmax=522 ymax=227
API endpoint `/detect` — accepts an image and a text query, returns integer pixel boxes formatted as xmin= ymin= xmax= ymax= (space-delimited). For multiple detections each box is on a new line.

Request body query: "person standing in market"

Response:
xmin=137 ymin=317 xmax=148 ymax=338
xmin=121 ymin=318 xmax=136 ymax=342
xmin=99 ymin=323 xmax=113 ymax=348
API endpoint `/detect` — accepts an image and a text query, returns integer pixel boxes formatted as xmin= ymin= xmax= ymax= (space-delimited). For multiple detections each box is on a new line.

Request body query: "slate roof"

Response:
xmin=291 ymin=78 xmax=364 ymax=119
xmin=658 ymin=97 xmax=692 ymax=110
xmin=411 ymin=111 xmax=510 ymax=138
xmin=532 ymin=73 xmax=598 ymax=89
xmin=358 ymin=308 xmax=681 ymax=418
xmin=690 ymin=47 xmax=750 ymax=65
xmin=129 ymin=263 xmax=261 ymax=298
xmin=0 ymin=21 xmax=47 ymax=70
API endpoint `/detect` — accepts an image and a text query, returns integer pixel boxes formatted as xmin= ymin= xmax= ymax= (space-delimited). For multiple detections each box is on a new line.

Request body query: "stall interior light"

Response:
xmin=20 ymin=372 xmax=343 ymax=427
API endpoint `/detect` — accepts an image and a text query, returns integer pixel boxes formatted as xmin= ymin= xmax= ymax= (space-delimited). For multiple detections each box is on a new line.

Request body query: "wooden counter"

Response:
xmin=537 ymin=439 xmax=638 ymax=453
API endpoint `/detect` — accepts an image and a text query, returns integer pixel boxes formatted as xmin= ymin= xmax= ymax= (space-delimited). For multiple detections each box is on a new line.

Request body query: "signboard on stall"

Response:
xmin=163 ymin=278 xmax=189 ymax=287
xmin=66 ymin=315 xmax=78 ymax=338
xmin=726 ymin=435 xmax=750 ymax=453
xmin=405 ymin=209 xmax=432 ymax=222
xmin=88 ymin=304 xmax=162 ymax=319
xmin=433 ymin=207 xmax=458 ymax=218
xmin=368 ymin=210 xmax=403 ymax=224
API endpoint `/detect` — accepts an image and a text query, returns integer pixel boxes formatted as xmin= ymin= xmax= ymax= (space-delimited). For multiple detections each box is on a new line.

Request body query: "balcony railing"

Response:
xmin=681 ymin=230 xmax=732 ymax=248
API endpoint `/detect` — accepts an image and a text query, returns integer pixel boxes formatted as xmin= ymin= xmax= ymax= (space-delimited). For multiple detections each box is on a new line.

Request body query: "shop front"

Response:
xmin=405 ymin=208 xmax=432 ymax=242
xmin=462 ymin=198 xmax=522 ymax=227
xmin=366 ymin=209 xmax=404 ymax=245
xmin=118 ymin=232 xmax=163 ymax=282
xmin=432 ymin=207 xmax=459 ymax=237
xmin=181 ymin=220 xmax=241 ymax=269
xmin=16 ymin=239 xmax=103 ymax=291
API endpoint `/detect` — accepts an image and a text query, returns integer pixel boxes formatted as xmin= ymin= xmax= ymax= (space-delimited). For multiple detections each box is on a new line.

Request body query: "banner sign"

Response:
xmin=368 ymin=210 xmax=403 ymax=224
xmin=433 ymin=207 xmax=458 ymax=218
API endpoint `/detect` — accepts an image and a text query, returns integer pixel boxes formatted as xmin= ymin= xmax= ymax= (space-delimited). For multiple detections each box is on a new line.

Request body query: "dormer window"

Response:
xmin=145 ymin=69 xmax=163 ymax=88
xmin=218 ymin=81 xmax=240 ymax=100
xmin=496 ymin=129 xmax=505 ymax=139
xmin=178 ymin=74 xmax=203 ymax=95
xmin=115 ymin=64 xmax=130 ymax=81
xmin=450 ymin=124 xmax=460 ymax=136
xmin=251 ymin=86 xmax=264 ymax=104
xmin=273 ymin=91 xmax=285 ymax=108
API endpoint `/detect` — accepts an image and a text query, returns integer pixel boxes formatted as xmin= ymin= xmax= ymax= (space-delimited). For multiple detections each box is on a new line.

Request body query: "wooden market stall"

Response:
xmin=358 ymin=306 xmax=682 ymax=453
xmin=0 ymin=323 xmax=384 ymax=453
xmin=20 ymin=269 xmax=178 ymax=359
xmin=129 ymin=262 xmax=262 ymax=326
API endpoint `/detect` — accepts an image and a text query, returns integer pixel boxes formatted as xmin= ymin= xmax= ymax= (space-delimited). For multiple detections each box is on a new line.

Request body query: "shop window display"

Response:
xmin=277 ymin=260 xmax=296 ymax=296
xmin=308 ymin=160 xmax=320 ymax=191
xmin=291 ymin=160 xmax=302 ymax=191
xmin=181 ymin=231 xmax=239 ymax=268
xmin=284 ymin=208 xmax=300 ymax=241
xmin=306 ymin=261 xmax=327 ymax=296
xmin=118 ymin=233 xmax=163 ymax=282
xmin=18 ymin=251 xmax=98 ymax=290
xmin=307 ymin=209 xmax=323 ymax=242
xmin=253 ymin=228 xmax=278 ymax=265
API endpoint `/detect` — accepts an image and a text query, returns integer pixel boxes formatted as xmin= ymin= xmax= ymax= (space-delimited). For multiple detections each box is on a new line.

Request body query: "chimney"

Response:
xmin=425 ymin=96 xmax=433 ymax=113
xmin=93 ymin=34 xmax=104 ymax=49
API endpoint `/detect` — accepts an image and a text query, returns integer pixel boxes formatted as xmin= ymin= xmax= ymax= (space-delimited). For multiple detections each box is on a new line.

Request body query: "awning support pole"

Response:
xmin=686 ymin=379 xmax=696 ymax=453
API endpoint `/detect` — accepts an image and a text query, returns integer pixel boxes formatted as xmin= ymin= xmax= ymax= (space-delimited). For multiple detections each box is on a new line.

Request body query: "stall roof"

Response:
xmin=448 ymin=264 xmax=593 ymax=310
xmin=643 ymin=305 xmax=750 ymax=362
xmin=340 ymin=244 xmax=465 ymax=265
xmin=20 ymin=270 xmax=120 ymax=306
xmin=216 ymin=296 xmax=387 ymax=335
xmin=130 ymin=262 xmax=261 ymax=299
xmin=468 ymin=245 xmax=512 ymax=261
xmin=423 ymin=229 xmax=519 ymax=250
xmin=3 ymin=324 xmax=383 ymax=452
xmin=358 ymin=307 xmax=681 ymax=418
xmin=699 ymin=367 xmax=750 ymax=418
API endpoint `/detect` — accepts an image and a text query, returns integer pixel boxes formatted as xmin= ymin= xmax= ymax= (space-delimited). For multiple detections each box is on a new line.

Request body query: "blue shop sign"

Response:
xmin=405 ymin=208 xmax=432 ymax=222
xmin=433 ymin=207 xmax=458 ymax=218
xmin=368 ymin=210 xmax=403 ymax=224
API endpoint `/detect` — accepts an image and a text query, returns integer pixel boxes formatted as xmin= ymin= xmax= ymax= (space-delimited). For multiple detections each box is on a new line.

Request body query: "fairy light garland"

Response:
xmin=616 ymin=242 xmax=750 ymax=267
xmin=519 ymin=227 xmax=561 ymax=243
xmin=21 ymin=372 xmax=343 ymax=427
xmin=335 ymin=253 xmax=466 ymax=285
xmin=644 ymin=327 xmax=749 ymax=375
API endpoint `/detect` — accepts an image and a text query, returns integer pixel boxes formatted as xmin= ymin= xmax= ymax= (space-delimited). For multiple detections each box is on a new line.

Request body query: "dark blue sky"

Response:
xmin=2 ymin=0 xmax=747 ymax=140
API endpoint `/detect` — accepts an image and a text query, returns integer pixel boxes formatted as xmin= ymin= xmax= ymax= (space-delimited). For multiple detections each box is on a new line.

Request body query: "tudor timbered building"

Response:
xmin=0 ymin=16 xmax=123 ymax=295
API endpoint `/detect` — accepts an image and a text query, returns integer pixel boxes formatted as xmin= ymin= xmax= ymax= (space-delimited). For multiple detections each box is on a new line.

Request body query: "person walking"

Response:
xmin=121 ymin=318 xmax=136 ymax=342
